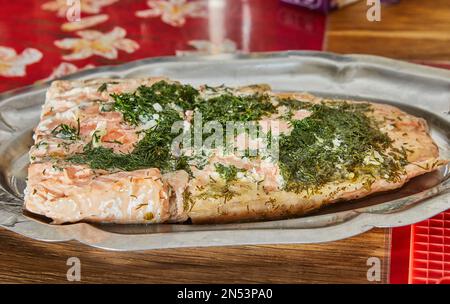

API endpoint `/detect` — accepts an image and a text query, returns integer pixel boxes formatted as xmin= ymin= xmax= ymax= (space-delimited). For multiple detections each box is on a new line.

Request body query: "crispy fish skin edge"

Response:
xmin=24 ymin=80 xmax=448 ymax=224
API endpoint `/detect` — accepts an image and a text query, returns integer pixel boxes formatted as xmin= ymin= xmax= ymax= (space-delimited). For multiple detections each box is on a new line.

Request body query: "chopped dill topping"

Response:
xmin=69 ymin=81 xmax=203 ymax=172
xmin=196 ymin=177 xmax=240 ymax=204
xmin=68 ymin=108 xmax=189 ymax=173
xmin=51 ymin=119 xmax=80 ymax=141
xmin=110 ymin=80 xmax=275 ymax=126
xmin=97 ymin=83 xmax=108 ymax=93
xmin=194 ymin=93 xmax=276 ymax=124
xmin=277 ymin=97 xmax=314 ymax=110
xmin=34 ymin=141 xmax=48 ymax=149
xmin=69 ymin=81 xmax=278 ymax=172
xmin=97 ymin=81 xmax=119 ymax=93
xmin=66 ymin=81 xmax=408 ymax=196
xmin=214 ymin=164 xmax=245 ymax=182
xmin=110 ymin=81 xmax=198 ymax=125
xmin=278 ymin=102 xmax=407 ymax=192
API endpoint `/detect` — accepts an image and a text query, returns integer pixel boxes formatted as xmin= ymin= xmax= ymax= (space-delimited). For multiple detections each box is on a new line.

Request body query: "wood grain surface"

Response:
xmin=1 ymin=0 xmax=449 ymax=284
xmin=0 ymin=228 xmax=389 ymax=283
xmin=325 ymin=0 xmax=450 ymax=61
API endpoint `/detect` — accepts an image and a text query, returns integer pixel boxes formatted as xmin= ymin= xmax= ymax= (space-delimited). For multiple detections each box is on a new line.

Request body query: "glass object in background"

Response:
xmin=280 ymin=0 xmax=361 ymax=13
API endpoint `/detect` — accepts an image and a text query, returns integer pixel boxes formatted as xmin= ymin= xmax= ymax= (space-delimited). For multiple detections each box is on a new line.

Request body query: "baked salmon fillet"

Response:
xmin=24 ymin=78 xmax=448 ymax=224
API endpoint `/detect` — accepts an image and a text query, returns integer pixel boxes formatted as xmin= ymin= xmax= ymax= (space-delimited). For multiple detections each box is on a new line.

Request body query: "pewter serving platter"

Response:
xmin=0 ymin=51 xmax=449 ymax=251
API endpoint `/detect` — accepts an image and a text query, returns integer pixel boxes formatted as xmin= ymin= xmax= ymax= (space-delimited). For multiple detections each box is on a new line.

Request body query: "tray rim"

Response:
xmin=2 ymin=50 xmax=450 ymax=103
xmin=0 ymin=50 xmax=449 ymax=251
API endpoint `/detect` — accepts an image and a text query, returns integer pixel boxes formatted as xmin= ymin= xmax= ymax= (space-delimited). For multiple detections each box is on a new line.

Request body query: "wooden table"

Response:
xmin=0 ymin=0 xmax=449 ymax=283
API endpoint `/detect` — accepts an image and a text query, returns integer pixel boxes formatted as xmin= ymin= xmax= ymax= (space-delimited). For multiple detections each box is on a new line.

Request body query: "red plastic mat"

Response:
xmin=409 ymin=210 xmax=450 ymax=284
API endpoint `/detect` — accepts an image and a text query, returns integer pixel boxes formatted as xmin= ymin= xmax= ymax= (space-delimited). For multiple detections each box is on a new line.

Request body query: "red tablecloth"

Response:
xmin=0 ymin=0 xmax=325 ymax=92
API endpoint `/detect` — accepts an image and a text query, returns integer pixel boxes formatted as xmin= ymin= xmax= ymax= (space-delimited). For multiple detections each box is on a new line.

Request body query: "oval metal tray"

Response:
xmin=0 ymin=51 xmax=449 ymax=250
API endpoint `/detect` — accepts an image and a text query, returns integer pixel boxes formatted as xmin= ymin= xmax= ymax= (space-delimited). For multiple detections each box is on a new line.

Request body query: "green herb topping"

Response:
xmin=68 ymin=81 xmax=277 ymax=173
xmin=51 ymin=119 xmax=80 ymax=141
xmin=214 ymin=164 xmax=245 ymax=182
xmin=110 ymin=81 xmax=199 ymax=125
xmin=97 ymin=81 xmax=119 ymax=93
xmin=193 ymin=93 xmax=276 ymax=124
xmin=68 ymin=107 xmax=190 ymax=173
xmin=97 ymin=83 xmax=108 ymax=93
xmin=278 ymin=102 xmax=407 ymax=192
xmin=63 ymin=80 xmax=407 ymax=194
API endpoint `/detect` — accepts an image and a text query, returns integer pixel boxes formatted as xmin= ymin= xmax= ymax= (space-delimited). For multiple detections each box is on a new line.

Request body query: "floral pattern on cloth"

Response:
xmin=0 ymin=46 xmax=43 ymax=77
xmin=176 ymin=39 xmax=239 ymax=56
xmin=54 ymin=27 xmax=139 ymax=60
xmin=61 ymin=14 xmax=109 ymax=32
xmin=136 ymin=0 xmax=208 ymax=27
xmin=42 ymin=0 xmax=119 ymax=17
xmin=39 ymin=62 xmax=95 ymax=82
xmin=0 ymin=1 xmax=326 ymax=92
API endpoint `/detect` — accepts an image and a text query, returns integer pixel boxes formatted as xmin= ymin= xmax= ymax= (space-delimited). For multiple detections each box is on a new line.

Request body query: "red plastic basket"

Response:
xmin=408 ymin=210 xmax=450 ymax=284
